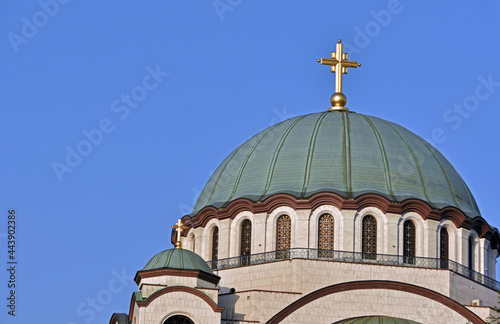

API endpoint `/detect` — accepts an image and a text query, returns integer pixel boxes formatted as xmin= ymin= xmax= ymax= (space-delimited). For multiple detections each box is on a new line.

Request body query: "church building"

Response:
xmin=110 ymin=41 xmax=500 ymax=324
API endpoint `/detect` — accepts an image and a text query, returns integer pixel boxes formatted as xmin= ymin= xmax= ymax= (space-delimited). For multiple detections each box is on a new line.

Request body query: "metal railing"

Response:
xmin=206 ymin=248 xmax=500 ymax=291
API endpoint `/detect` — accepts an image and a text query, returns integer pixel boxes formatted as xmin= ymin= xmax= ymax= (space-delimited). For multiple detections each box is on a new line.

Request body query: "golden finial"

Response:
xmin=171 ymin=218 xmax=188 ymax=249
xmin=317 ymin=39 xmax=361 ymax=111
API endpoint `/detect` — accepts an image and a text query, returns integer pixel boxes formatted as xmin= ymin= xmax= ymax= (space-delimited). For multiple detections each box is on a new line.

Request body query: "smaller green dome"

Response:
xmin=142 ymin=248 xmax=214 ymax=275
xmin=334 ymin=316 xmax=421 ymax=324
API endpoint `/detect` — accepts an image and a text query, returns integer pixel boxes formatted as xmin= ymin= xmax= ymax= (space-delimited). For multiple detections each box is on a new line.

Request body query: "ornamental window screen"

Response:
xmin=240 ymin=220 xmax=252 ymax=256
xmin=240 ymin=219 xmax=252 ymax=266
xmin=276 ymin=215 xmax=291 ymax=259
xmin=164 ymin=315 xmax=194 ymax=324
xmin=440 ymin=227 xmax=449 ymax=269
xmin=362 ymin=215 xmax=377 ymax=260
xmin=211 ymin=227 xmax=219 ymax=262
xmin=318 ymin=213 xmax=334 ymax=258
xmin=403 ymin=220 xmax=416 ymax=264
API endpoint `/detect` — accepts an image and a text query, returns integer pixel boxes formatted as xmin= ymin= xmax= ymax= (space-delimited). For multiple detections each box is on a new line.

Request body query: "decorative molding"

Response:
xmin=134 ymin=268 xmax=220 ymax=285
xmin=265 ymin=280 xmax=485 ymax=324
xmin=136 ymin=286 xmax=224 ymax=313
xmin=174 ymin=192 xmax=499 ymax=250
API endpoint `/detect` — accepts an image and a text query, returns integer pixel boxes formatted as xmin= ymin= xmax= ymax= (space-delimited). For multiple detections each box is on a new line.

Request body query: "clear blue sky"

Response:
xmin=1 ymin=1 xmax=500 ymax=323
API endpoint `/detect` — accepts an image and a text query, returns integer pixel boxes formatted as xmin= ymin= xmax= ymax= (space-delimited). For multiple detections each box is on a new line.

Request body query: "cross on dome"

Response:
xmin=171 ymin=218 xmax=188 ymax=249
xmin=318 ymin=39 xmax=361 ymax=111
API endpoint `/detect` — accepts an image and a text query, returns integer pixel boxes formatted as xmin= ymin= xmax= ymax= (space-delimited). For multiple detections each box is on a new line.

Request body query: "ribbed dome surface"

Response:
xmin=142 ymin=248 xmax=214 ymax=274
xmin=193 ymin=111 xmax=479 ymax=217
xmin=334 ymin=316 xmax=421 ymax=324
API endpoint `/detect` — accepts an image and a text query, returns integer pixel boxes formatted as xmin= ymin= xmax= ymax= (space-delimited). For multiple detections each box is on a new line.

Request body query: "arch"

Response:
xmin=398 ymin=212 xmax=425 ymax=257
xmin=230 ymin=211 xmax=255 ymax=258
xmin=309 ymin=205 xmax=343 ymax=250
xmin=186 ymin=231 xmax=196 ymax=252
xmin=354 ymin=207 xmax=387 ymax=254
xmin=468 ymin=230 xmax=479 ymax=272
xmin=202 ymin=219 xmax=220 ymax=260
xmin=265 ymin=280 xmax=484 ymax=324
xmin=136 ymin=286 xmax=224 ymax=313
xmin=403 ymin=219 xmax=416 ymax=264
xmin=437 ymin=220 xmax=457 ymax=262
xmin=163 ymin=314 xmax=194 ymax=324
xmin=267 ymin=206 xmax=297 ymax=252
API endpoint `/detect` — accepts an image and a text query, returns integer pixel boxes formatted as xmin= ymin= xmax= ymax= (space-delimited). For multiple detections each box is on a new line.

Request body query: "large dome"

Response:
xmin=193 ymin=111 xmax=479 ymax=217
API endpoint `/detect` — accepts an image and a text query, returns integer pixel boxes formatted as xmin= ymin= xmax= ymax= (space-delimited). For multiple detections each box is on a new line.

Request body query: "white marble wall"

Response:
xmin=214 ymin=259 xmax=497 ymax=323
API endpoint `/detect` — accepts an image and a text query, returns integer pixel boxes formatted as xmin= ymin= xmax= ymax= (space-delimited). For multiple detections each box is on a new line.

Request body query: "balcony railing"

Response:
xmin=206 ymin=248 xmax=500 ymax=291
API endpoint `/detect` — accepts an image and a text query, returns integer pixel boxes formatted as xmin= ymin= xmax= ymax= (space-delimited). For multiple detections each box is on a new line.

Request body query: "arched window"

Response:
xmin=211 ymin=227 xmax=219 ymax=262
xmin=318 ymin=213 xmax=334 ymax=258
xmin=440 ymin=227 xmax=449 ymax=269
xmin=468 ymin=236 xmax=475 ymax=271
xmin=187 ymin=234 xmax=195 ymax=253
xmin=240 ymin=219 xmax=252 ymax=266
xmin=276 ymin=215 xmax=291 ymax=259
xmin=403 ymin=220 xmax=416 ymax=264
xmin=240 ymin=219 xmax=252 ymax=256
xmin=164 ymin=315 xmax=194 ymax=324
xmin=362 ymin=215 xmax=377 ymax=260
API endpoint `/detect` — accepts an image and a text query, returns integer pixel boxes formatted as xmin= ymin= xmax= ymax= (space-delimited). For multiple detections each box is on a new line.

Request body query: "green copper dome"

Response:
xmin=334 ymin=316 xmax=421 ymax=324
xmin=193 ymin=111 xmax=479 ymax=217
xmin=142 ymin=248 xmax=214 ymax=275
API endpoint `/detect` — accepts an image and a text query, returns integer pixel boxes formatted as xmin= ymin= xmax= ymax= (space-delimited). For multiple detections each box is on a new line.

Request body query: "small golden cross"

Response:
xmin=171 ymin=218 xmax=188 ymax=249
xmin=318 ymin=40 xmax=361 ymax=110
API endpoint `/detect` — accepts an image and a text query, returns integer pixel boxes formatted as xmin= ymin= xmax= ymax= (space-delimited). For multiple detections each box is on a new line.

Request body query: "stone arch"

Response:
xmin=398 ymin=212 xmax=425 ymax=258
xmin=230 ymin=211 xmax=255 ymax=258
xmin=437 ymin=220 xmax=458 ymax=262
xmin=202 ymin=219 xmax=220 ymax=260
xmin=265 ymin=280 xmax=483 ymax=324
xmin=185 ymin=231 xmax=196 ymax=252
xmin=309 ymin=205 xmax=344 ymax=251
xmin=354 ymin=207 xmax=387 ymax=254
xmin=161 ymin=312 xmax=196 ymax=324
xmin=468 ymin=229 xmax=480 ymax=272
xmin=266 ymin=206 xmax=297 ymax=252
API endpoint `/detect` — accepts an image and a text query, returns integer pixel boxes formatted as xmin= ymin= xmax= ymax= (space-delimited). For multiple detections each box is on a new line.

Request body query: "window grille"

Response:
xmin=318 ymin=213 xmax=334 ymax=258
xmin=403 ymin=220 xmax=416 ymax=264
xmin=164 ymin=315 xmax=194 ymax=324
xmin=362 ymin=215 xmax=377 ymax=260
xmin=211 ymin=227 xmax=219 ymax=262
xmin=276 ymin=215 xmax=291 ymax=259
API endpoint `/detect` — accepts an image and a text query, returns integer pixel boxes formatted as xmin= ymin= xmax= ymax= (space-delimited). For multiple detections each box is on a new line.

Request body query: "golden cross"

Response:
xmin=171 ymin=218 xmax=188 ymax=248
xmin=318 ymin=40 xmax=361 ymax=110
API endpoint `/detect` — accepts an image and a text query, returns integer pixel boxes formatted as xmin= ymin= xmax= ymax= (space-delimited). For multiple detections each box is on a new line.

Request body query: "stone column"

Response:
xmin=253 ymin=212 xmax=267 ymax=254
xmin=425 ymin=220 xmax=439 ymax=258
xmin=218 ymin=219 xmax=231 ymax=259
xmin=386 ymin=213 xmax=399 ymax=256
xmin=295 ymin=210 xmax=310 ymax=249
xmin=343 ymin=210 xmax=356 ymax=252
xmin=457 ymin=228 xmax=470 ymax=265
